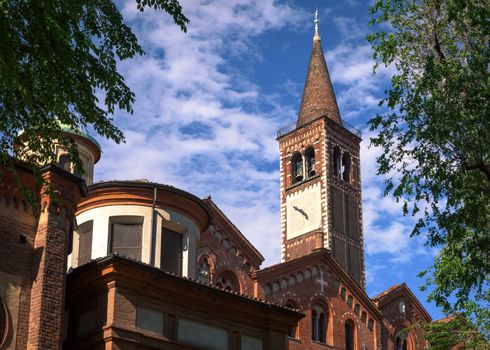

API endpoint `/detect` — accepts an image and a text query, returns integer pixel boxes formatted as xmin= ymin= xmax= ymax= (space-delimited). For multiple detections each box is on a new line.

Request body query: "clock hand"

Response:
xmin=293 ymin=205 xmax=309 ymax=220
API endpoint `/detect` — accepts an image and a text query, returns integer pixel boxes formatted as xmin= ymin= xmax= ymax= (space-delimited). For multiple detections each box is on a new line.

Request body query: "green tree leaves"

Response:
xmin=0 ymin=0 xmax=188 ymax=170
xmin=368 ymin=0 xmax=489 ymax=347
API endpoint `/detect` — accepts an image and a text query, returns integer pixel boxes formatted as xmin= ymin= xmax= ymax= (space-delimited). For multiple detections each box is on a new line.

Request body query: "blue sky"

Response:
xmin=93 ymin=0 xmax=444 ymax=320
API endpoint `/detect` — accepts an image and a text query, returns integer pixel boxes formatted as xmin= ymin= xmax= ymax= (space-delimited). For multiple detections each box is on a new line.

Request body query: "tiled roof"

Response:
xmin=69 ymin=253 xmax=303 ymax=315
xmin=297 ymin=37 xmax=342 ymax=127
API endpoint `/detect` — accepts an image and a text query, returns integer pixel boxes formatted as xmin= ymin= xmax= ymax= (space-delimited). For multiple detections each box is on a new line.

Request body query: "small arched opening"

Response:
xmin=304 ymin=147 xmax=316 ymax=178
xmin=292 ymin=152 xmax=304 ymax=183
xmin=342 ymin=152 xmax=351 ymax=182
xmin=340 ymin=287 xmax=346 ymax=300
xmin=215 ymin=271 xmax=240 ymax=293
xmin=395 ymin=335 xmax=408 ymax=350
xmin=197 ymin=256 xmax=211 ymax=284
xmin=311 ymin=305 xmax=327 ymax=343
xmin=395 ymin=328 xmax=411 ymax=350
xmin=347 ymin=295 xmax=353 ymax=308
xmin=345 ymin=319 xmax=356 ymax=350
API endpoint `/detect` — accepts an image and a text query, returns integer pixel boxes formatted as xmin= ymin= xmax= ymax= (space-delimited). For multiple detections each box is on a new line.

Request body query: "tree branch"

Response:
xmin=465 ymin=162 xmax=490 ymax=183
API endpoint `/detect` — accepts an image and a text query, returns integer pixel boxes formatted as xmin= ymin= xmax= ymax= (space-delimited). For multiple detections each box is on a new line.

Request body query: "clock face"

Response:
xmin=286 ymin=183 xmax=321 ymax=239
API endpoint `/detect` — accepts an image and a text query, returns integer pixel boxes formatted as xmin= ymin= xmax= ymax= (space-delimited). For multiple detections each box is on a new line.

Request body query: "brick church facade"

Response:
xmin=0 ymin=17 xmax=447 ymax=350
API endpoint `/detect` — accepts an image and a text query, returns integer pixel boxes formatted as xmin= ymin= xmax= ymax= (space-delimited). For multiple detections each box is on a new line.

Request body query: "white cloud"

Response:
xmin=325 ymin=43 xmax=394 ymax=123
xmin=360 ymin=128 xmax=432 ymax=272
xmin=93 ymin=2 xmax=429 ymax=275
xmin=93 ymin=0 xmax=307 ymax=265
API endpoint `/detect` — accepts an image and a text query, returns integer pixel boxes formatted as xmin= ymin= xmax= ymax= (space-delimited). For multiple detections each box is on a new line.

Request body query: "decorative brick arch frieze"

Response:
xmin=0 ymin=192 xmax=31 ymax=213
xmin=340 ymin=311 xmax=360 ymax=326
xmin=279 ymin=292 xmax=301 ymax=307
xmin=337 ymin=282 xmax=379 ymax=338
xmin=266 ymin=263 xmax=339 ymax=299
xmin=40 ymin=199 xmax=78 ymax=240
xmin=210 ymin=227 xmax=255 ymax=276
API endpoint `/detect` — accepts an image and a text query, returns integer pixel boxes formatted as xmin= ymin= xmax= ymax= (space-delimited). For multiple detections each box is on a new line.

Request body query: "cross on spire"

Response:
xmin=314 ymin=8 xmax=321 ymax=41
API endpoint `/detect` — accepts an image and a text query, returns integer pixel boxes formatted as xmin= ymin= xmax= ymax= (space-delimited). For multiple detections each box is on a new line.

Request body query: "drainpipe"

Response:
xmin=150 ymin=187 xmax=157 ymax=266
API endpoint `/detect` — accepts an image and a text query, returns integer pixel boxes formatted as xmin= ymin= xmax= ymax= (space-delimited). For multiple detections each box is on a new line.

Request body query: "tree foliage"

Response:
xmin=423 ymin=315 xmax=490 ymax=350
xmin=0 ymin=0 xmax=188 ymax=170
xmin=367 ymin=0 xmax=489 ymax=347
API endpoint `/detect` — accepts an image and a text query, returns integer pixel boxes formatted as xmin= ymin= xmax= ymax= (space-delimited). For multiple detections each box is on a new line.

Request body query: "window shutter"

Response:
xmin=161 ymin=229 xmax=183 ymax=275
xmin=111 ymin=223 xmax=143 ymax=260
xmin=78 ymin=222 xmax=93 ymax=265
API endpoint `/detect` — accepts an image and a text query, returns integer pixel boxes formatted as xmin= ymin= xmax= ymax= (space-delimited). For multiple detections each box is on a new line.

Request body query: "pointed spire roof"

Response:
xmin=297 ymin=11 xmax=342 ymax=127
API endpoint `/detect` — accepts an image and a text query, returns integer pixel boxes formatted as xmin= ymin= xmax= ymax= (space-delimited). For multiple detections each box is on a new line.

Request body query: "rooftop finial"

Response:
xmin=314 ymin=8 xmax=321 ymax=41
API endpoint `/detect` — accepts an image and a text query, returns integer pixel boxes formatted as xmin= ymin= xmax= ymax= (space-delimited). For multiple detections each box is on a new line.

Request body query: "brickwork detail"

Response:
xmin=198 ymin=199 xmax=264 ymax=296
xmin=0 ymin=164 xmax=83 ymax=350
xmin=257 ymin=251 xmax=381 ymax=350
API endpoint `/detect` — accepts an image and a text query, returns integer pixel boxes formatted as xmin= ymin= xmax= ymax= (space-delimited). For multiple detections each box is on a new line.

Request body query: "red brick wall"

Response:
xmin=0 ymin=165 xmax=83 ymax=350
xmin=198 ymin=221 xmax=256 ymax=296
xmin=278 ymin=117 xmax=365 ymax=289
xmin=324 ymin=120 xmax=365 ymax=289
xmin=0 ymin=189 xmax=37 ymax=348
xmin=279 ymin=118 xmax=327 ymax=262
xmin=65 ymin=257 xmax=302 ymax=350
xmin=258 ymin=256 xmax=380 ymax=350
xmin=375 ymin=289 xmax=429 ymax=350
xmin=27 ymin=169 xmax=83 ymax=349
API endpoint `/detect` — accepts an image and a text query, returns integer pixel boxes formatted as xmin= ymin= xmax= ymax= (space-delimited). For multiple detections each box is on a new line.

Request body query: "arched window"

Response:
xmin=347 ymin=295 xmax=353 ymax=308
xmin=340 ymin=287 xmax=346 ymax=300
xmin=215 ymin=271 xmax=240 ymax=292
xmin=354 ymin=304 xmax=360 ymax=316
xmin=58 ymin=154 xmax=70 ymax=171
xmin=345 ymin=319 xmax=356 ymax=350
xmin=311 ymin=305 xmax=326 ymax=343
xmin=305 ymin=147 xmax=315 ymax=178
xmin=292 ymin=153 xmax=304 ymax=183
xmin=342 ymin=153 xmax=351 ymax=182
xmin=333 ymin=147 xmax=341 ymax=177
xmin=197 ymin=257 xmax=211 ymax=284
xmin=395 ymin=331 xmax=408 ymax=350
xmin=285 ymin=300 xmax=299 ymax=338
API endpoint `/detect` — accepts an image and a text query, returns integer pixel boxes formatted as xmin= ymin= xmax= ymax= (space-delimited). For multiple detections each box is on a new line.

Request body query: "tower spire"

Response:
xmin=296 ymin=10 xmax=342 ymax=127
xmin=314 ymin=8 xmax=320 ymax=41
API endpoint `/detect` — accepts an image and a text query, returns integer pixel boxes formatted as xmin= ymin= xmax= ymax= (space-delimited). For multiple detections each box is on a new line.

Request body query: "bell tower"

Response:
xmin=277 ymin=11 xmax=365 ymax=288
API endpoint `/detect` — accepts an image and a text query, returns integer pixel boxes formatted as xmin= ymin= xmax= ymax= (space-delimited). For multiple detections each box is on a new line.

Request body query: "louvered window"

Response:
xmin=78 ymin=221 xmax=93 ymax=265
xmin=110 ymin=217 xmax=143 ymax=260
